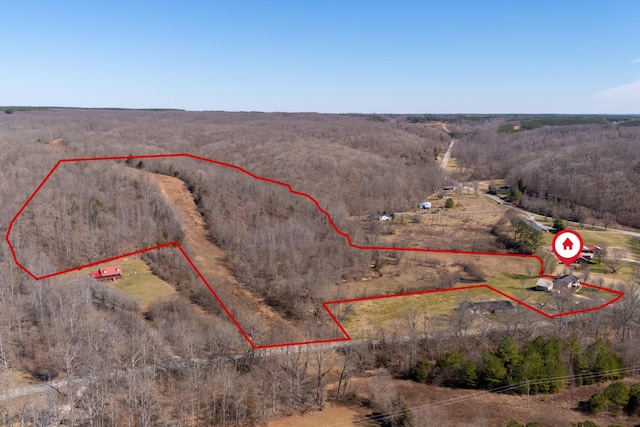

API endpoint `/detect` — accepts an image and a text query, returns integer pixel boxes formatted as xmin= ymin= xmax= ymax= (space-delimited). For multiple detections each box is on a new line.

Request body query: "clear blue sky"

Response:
xmin=1 ymin=1 xmax=638 ymax=113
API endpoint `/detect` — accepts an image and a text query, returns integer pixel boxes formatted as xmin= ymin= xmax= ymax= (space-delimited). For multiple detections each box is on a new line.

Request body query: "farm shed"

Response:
xmin=521 ymin=217 xmax=552 ymax=233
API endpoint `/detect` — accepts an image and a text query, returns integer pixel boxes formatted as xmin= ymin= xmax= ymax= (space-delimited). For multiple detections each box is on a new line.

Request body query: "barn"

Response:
xmin=91 ymin=266 xmax=123 ymax=281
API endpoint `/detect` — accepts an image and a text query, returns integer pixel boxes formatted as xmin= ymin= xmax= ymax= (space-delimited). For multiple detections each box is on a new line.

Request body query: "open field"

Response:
xmin=336 ymin=275 xmax=617 ymax=338
xmin=58 ymin=256 xmax=178 ymax=310
xmin=393 ymin=378 xmax=640 ymax=427
xmin=351 ymin=193 xmax=507 ymax=252
xmin=340 ymin=193 xmax=630 ymax=332
xmin=335 ymin=285 xmax=506 ymax=337
xmin=267 ymin=375 xmax=640 ymax=427
xmin=540 ymin=228 xmax=638 ymax=255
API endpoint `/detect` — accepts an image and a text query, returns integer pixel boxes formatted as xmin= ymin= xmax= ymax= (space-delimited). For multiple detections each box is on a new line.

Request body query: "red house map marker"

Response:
xmin=552 ymin=229 xmax=584 ymax=266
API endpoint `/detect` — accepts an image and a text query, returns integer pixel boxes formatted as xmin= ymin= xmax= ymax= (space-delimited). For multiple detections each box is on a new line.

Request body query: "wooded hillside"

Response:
xmin=453 ymin=118 xmax=640 ymax=228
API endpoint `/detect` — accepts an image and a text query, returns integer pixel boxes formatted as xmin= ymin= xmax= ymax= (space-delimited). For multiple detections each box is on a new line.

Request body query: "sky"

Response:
xmin=1 ymin=0 xmax=639 ymax=113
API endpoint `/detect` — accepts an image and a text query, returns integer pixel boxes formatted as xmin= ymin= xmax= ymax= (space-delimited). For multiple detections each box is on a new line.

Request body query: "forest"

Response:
xmin=452 ymin=118 xmax=640 ymax=228
xmin=0 ymin=109 xmax=638 ymax=426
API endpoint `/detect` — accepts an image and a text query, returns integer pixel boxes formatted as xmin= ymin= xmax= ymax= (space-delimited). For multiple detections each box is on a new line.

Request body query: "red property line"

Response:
xmin=5 ymin=154 xmax=625 ymax=349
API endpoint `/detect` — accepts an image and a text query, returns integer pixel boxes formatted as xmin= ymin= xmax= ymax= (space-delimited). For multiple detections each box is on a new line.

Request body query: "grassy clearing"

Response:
xmin=336 ymin=286 xmax=501 ymax=337
xmin=112 ymin=258 xmax=178 ymax=310
xmin=354 ymin=194 xmax=507 ymax=253
xmin=63 ymin=257 xmax=178 ymax=310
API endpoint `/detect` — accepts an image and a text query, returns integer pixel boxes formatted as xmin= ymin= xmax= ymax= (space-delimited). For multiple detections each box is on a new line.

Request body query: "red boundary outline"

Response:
xmin=5 ymin=154 xmax=625 ymax=349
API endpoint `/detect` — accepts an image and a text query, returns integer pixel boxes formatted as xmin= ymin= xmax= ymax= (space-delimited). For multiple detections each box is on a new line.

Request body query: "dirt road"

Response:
xmin=146 ymin=171 xmax=301 ymax=344
xmin=440 ymin=139 xmax=455 ymax=170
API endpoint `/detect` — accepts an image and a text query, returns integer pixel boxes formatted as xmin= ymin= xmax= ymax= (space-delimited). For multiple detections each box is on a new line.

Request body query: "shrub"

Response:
xmin=553 ymin=218 xmax=566 ymax=231
xmin=445 ymin=197 xmax=454 ymax=209
xmin=580 ymin=393 xmax=607 ymax=414
xmin=461 ymin=262 xmax=486 ymax=281
xmin=625 ymin=382 xmax=640 ymax=414
xmin=603 ymin=382 xmax=629 ymax=409
xmin=411 ymin=359 xmax=430 ymax=383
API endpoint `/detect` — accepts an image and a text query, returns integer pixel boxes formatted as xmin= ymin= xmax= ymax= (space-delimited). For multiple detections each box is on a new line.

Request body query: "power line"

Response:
xmin=325 ymin=364 xmax=640 ymax=427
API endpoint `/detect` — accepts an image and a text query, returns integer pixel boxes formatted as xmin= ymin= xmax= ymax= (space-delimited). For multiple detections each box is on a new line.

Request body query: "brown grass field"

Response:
xmin=268 ymin=376 xmax=640 ymax=427
xmin=351 ymin=193 xmax=507 ymax=252
xmin=339 ymin=193 xmax=626 ymax=335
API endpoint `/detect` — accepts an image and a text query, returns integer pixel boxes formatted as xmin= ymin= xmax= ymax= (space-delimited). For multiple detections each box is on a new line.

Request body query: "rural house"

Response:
xmin=554 ymin=274 xmax=580 ymax=288
xmin=419 ymin=202 xmax=432 ymax=209
xmin=581 ymin=245 xmax=602 ymax=260
xmin=91 ymin=266 xmax=123 ymax=282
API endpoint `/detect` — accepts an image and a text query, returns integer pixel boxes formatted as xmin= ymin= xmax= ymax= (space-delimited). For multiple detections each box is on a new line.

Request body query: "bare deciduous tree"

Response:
xmin=602 ymin=247 xmax=626 ymax=273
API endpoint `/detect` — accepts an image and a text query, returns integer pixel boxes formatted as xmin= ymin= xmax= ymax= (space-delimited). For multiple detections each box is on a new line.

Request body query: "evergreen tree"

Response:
xmin=588 ymin=340 xmax=624 ymax=380
xmin=481 ymin=352 xmax=507 ymax=388
xmin=514 ymin=221 xmax=543 ymax=253
xmin=603 ymin=382 xmax=629 ymax=409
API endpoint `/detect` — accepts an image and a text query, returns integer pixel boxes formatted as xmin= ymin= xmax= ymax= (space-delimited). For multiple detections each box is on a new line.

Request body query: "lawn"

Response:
xmin=540 ymin=228 xmax=637 ymax=250
xmin=112 ymin=258 xmax=178 ymax=310
xmin=335 ymin=285 xmax=504 ymax=337
xmin=63 ymin=257 xmax=178 ymax=310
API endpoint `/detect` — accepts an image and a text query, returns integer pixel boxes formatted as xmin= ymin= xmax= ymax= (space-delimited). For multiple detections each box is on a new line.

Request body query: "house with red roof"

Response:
xmin=91 ymin=266 xmax=123 ymax=281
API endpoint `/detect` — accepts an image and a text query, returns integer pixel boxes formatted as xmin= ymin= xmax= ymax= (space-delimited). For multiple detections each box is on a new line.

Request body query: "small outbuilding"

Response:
xmin=459 ymin=300 xmax=515 ymax=314
xmin=419 ymin=202 xmax=432 ymax=209
xmin=521 ymin=217 xmax=552 ymax=233
xmin=91 ymin=266 xmax=123 ymax=282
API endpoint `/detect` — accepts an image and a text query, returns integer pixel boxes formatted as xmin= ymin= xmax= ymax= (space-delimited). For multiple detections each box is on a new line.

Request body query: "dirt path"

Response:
xmin=144 ymin=171 xmax=300 ymax=343
xmin=439 ymin=139 xmax=455 ymax=170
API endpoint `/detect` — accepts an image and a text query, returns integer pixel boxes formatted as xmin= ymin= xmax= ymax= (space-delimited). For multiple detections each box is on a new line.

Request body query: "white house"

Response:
xmin=419 ymin=202 xmax=432 ymax=209
xmin=534 ymin=278 xmax=554 ymax=291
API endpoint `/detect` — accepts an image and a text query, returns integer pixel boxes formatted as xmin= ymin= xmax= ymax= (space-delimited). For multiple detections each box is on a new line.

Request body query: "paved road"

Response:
xmin=473 ymin=188 xmax=640 ymax=239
